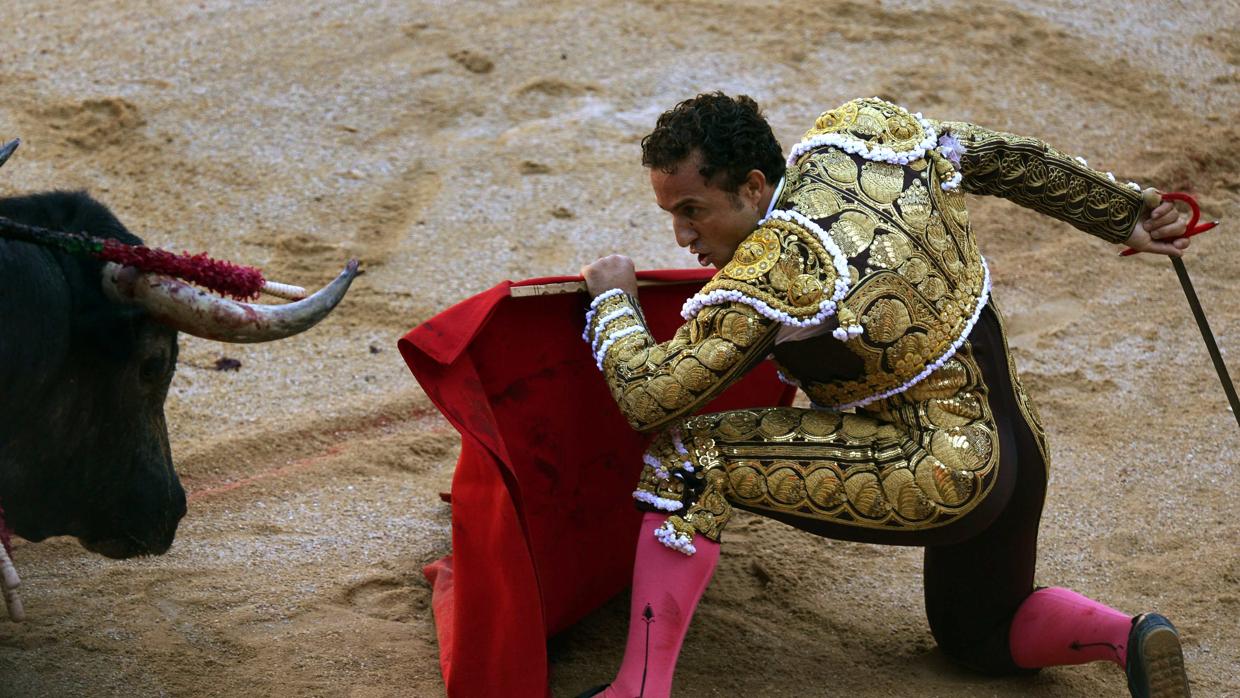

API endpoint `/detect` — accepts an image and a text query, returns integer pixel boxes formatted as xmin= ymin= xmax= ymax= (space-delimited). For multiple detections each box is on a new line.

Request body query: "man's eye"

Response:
xmin=683 ymin=207 xmax=697 ymax=218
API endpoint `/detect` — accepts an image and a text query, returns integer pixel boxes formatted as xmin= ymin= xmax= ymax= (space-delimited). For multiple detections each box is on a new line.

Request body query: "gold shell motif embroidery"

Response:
xmin=828 ymin=210 xmax=877 ymax=257
xmin=788 ymin=184 xmax=845 ymax=220
xmin=629 ymin=344 xmax=998 ymax=539
xmin=859 ymin=161 xmax=905 ymax=204
xmin=765 ymin=101 xmax=994 ymax=412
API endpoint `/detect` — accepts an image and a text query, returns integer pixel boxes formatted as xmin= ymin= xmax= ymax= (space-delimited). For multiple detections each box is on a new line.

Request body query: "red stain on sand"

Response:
xmin=186 ymin=444 xmax=346 ymax=502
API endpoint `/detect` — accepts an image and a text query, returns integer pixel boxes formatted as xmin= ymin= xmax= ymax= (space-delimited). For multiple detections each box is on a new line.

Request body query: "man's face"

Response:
xmin=650 ymin=150 xmax=766 ymax=269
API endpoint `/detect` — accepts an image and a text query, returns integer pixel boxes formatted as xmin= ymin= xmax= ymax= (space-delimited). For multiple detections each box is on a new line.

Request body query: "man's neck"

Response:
xmin=759 ymin=176 xmax=785 ymax=220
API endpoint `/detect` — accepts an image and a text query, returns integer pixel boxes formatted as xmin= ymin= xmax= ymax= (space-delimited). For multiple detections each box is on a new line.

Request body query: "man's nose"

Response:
xmin=673 ymin=218 xmax=696 ymax=247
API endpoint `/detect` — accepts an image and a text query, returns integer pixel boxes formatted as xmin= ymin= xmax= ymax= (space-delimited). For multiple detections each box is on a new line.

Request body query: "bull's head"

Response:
xmin=74 ymin=260 xmax=358 ymax=560
xmin=0 ymin=145 xmax=358 ymax=565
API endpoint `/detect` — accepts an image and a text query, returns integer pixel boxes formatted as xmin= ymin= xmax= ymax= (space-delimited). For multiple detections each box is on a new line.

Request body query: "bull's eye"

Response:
xmin=139 ymin=355 xmax=167 ymax=384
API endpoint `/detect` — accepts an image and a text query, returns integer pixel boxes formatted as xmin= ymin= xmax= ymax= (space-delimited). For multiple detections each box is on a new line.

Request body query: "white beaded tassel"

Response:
xmin=654 ymin=520 xmax=697 ymax=555
xmin=0 ymin=544 xmax=25 ymax=622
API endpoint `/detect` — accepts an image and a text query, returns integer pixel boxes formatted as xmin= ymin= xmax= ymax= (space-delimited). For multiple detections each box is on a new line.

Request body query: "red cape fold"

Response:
xmin=399 ymin=269 xmax=796 ymax=697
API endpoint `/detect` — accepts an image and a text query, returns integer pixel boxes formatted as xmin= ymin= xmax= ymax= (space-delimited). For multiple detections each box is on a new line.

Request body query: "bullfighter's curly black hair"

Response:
xmin=640 ymin=92 xmax=784 ymax=194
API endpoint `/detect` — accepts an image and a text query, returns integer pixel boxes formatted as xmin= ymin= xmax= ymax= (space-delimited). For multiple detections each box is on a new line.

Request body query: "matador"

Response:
xmin=577 ymin=94 xmax=1192 ymax=698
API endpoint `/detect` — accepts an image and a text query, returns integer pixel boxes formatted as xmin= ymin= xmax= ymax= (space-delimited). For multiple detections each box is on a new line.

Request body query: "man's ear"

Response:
xmin=742 ymin=168 xmax=768 ymax=207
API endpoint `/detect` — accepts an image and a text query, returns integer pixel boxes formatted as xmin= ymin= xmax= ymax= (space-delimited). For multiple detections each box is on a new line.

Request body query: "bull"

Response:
xmin=0 ymin=138 xmax=357 ymax=614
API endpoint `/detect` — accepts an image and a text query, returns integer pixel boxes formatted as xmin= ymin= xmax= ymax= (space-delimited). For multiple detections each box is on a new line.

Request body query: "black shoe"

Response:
xmin=1126 ymin=613 xmax=1191 ymax=697
xmin=574 ymin=685 xmax=608 ymax=698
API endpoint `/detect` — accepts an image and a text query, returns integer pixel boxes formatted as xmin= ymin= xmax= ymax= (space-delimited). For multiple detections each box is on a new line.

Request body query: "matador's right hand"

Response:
xmin=1125 ymin=189 xmax=1190 ymax=257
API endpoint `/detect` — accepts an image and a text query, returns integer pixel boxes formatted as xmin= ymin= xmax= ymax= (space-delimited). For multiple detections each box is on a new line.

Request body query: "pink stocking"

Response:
xmin=1009 ymin=587 xmax=1133 ymax=669
xmin=604 ymin=512 xmax=721 ymax=698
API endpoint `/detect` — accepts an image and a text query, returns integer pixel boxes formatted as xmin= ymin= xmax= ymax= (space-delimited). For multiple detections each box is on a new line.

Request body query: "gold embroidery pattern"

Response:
xmin=632 ymin=347 xmax=999 ymax=538
xmin=803 ymin=97 xmax=928 ymax=155
xmin=775 ymin=137 xmax=988 ymax=410
xmin=722 ymin=227 xmax=781 ymax=281
xmin=934 ymin=120 xmax=1141 ymax=244
xmin=699 ymin=217 xmax=842 ymax=321
xmin=586 ymin=292 xmax=779 ymax=433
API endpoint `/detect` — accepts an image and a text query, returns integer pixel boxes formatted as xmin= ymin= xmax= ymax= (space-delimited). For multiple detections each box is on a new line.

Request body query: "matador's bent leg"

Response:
xmin=927 ymin=303 xmax=1191 ymax=696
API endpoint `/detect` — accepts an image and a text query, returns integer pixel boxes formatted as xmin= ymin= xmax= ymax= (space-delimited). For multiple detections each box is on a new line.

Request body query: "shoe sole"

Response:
xmin=1134 ymin=625 xmax=1191 ymax=697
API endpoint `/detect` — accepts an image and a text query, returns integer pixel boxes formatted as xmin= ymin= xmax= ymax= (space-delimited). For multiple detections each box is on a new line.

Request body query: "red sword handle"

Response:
xmin=1121 ymin=191 xmax=1219 ymax=256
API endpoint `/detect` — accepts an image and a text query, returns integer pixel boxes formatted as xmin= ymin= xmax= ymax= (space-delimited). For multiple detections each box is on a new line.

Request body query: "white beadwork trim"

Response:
xmin=940 ymin=171 xmax=963 ymax=192
xmin=582 ymin=288 xmax=626 ymax=341
xmin=643 ymin=451 xmax=670 ymax=480
xmin=670 ymin=430 xmax=694 ymax=472
xmin=826 ymin=256 xmax=992 ymax=411
xmin=680 ymin=210 xmax=852 ymax=329
xmin=832 ymin=324 xmax=865 ymax=341
xmin=787 ymin=103 xmax=939 ymax=167
xmin=594 ymin=324 xmax=644 ymax=370
xmin=590 ymin=306 xmax=637 ymax=352
xmin=1126 ymin=182 xmax=1142 ymax=192
xmin=1074 ymin=156 xmax=1089 ymax=167
xmin=654 ymin=520 xmax=697 ymax=556
xmin=633 ymin=490 xmax=682 ymax=512
xmin=671 ymin=429 xmax=688 ymax=454
xmin=682 ymin=288 xmax=836 ymax=329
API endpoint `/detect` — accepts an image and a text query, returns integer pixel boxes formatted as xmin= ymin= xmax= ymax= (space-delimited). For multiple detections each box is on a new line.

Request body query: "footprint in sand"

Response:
xmin=341 ymin=575 xmax=424 ymax=623
xmin=36 ymin=97 xmax=146 ymax=151
xmin=509 ymin=78 xmax=600 ymax=121
xmin=347 ymin=164 xmax=442 ymax=268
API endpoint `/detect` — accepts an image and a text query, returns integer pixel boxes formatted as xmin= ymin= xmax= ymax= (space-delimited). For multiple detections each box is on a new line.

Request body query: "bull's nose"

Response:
xmin=79 ymin=536 xmax=166 ymax=559
xmin=172 ymin=482 xmax=187 ymax=522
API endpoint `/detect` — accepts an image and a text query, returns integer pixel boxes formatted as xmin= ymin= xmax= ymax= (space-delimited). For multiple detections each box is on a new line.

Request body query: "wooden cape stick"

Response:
xmin=509 ymin=278 xmax=681 ymax=298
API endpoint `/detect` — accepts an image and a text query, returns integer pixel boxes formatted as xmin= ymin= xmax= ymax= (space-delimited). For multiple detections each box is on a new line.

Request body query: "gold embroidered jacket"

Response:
xmin=584 ymin=97 xmax=1141 ymax=547
xmin=587 ymin=97 xmax=1144 ymax=422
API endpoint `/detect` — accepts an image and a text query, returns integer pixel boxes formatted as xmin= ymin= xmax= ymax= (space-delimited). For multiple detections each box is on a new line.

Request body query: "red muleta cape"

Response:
xmin=399 ymin=269 xmax=796 ymax=697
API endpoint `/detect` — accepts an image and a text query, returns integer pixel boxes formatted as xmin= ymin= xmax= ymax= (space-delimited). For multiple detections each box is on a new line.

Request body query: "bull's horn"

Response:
xmin=102 ymin=259 xmax=360 ymax=343
xmin=0 ymin=139 xmax=19 ymax=170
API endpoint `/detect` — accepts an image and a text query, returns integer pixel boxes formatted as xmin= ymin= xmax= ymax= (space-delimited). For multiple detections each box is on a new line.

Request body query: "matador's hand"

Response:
xmin=582 ymin=254 xmax=639 ymax=297
xmin=1125 ymin=189 xmax=1190 ymax=257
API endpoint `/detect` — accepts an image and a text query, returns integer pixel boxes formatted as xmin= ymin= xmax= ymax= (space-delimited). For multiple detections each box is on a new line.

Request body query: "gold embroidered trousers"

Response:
xmin=633 ymin=302 xmax=1048 ymax=547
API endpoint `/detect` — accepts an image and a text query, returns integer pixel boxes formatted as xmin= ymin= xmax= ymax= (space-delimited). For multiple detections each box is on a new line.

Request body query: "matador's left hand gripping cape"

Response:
xmin=584 ymin=97 xmax=1144 ymax=554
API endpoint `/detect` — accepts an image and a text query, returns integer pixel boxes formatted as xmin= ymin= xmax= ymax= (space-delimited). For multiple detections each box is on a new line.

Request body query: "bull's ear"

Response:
xmin=0 ymin=138 xmax=19 ymax=169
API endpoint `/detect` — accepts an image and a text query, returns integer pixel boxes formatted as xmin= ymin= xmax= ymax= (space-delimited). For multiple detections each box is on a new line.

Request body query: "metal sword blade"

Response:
xmin=1171 ymin=256 xmax=1240 ymax=429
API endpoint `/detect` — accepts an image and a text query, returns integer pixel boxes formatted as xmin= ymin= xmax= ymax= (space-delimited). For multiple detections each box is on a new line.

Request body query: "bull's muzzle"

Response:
xmin=101 ymin=259 xmax=360 ymax=342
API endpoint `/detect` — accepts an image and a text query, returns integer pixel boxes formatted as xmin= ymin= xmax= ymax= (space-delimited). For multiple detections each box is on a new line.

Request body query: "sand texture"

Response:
xmin=1 ymin=0 xmax=1238 ymax=696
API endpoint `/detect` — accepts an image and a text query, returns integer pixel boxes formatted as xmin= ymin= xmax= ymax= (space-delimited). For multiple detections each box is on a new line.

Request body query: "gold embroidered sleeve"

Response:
xmin=584 ymin=291 xmax=779 ymax=433
xmin=934 ymin=120 xmax=1142 ymax=244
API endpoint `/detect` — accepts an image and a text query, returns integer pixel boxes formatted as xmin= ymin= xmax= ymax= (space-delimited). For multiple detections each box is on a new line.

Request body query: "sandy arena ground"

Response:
xmin=1 ymin=1 xmax=1238 ymax=696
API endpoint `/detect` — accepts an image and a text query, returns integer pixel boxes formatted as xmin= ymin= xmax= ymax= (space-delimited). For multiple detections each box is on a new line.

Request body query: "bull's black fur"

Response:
xmin=0 ymin=191 xmax=186 ymax=558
